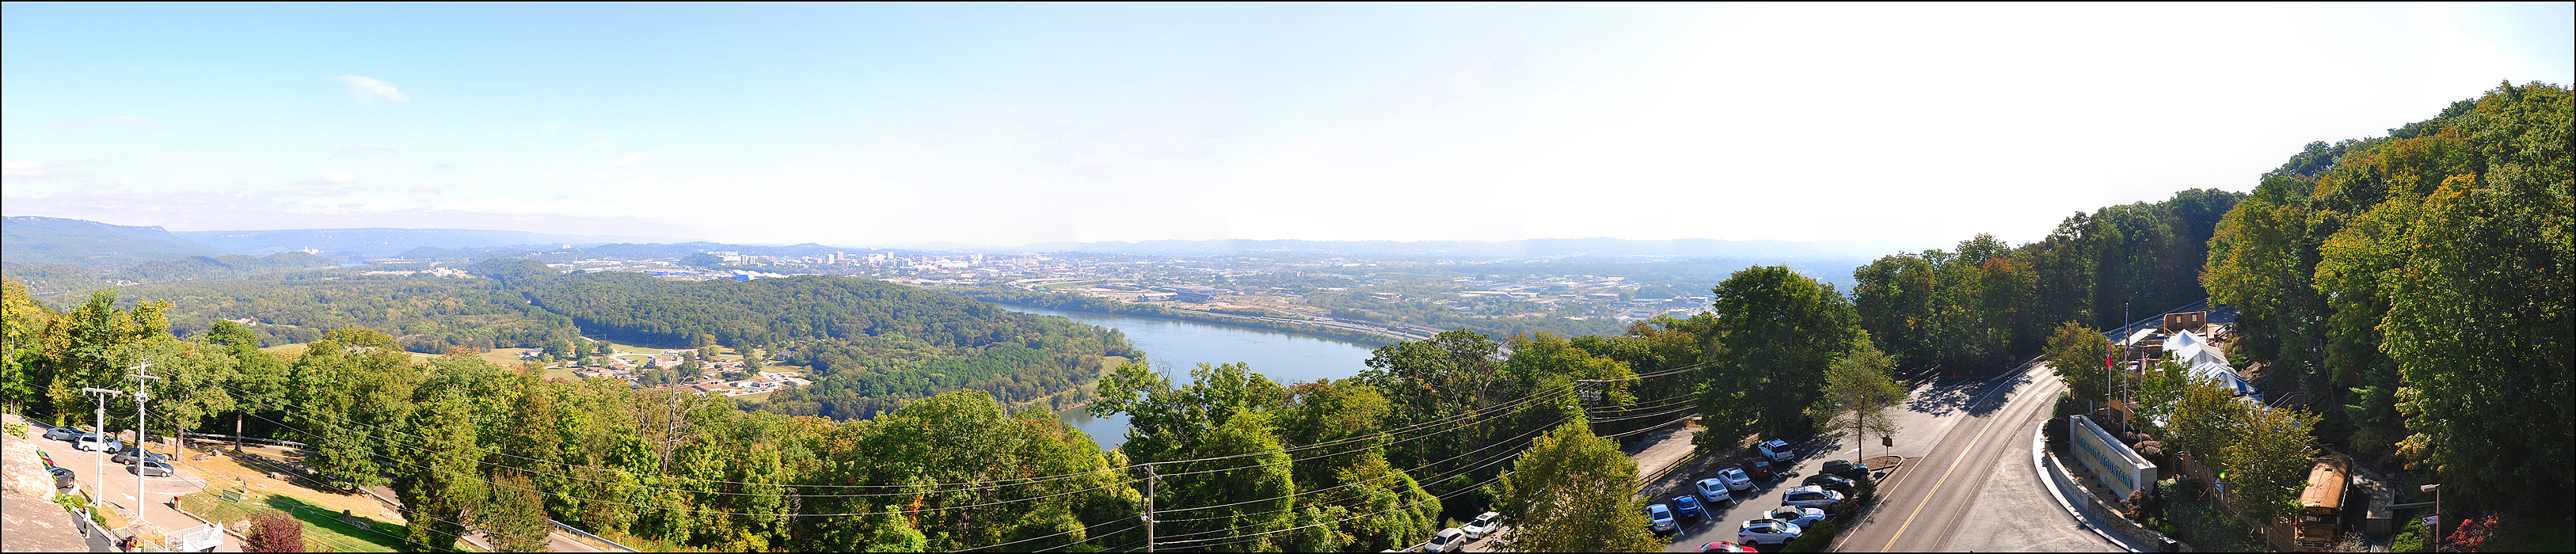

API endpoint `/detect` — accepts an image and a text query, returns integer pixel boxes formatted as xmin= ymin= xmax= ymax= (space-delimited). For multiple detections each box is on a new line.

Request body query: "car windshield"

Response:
xmin=1649 ymin=506 xmax=1671 ymax=517
xmin=1471 ymin=516 xmax=1492 ymax=526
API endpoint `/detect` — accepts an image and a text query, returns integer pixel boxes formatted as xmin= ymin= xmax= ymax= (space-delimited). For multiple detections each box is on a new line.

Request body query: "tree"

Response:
xmin=1703 ymin=265 xmax=1862 ymax=444
xmin=2164 ymin=376 xmax=2247 ymax=463
xmin=1810 ymin=342 xmax=1905 ymax=463
xmin=2221 ymin=406 xmax=2322 ymax=526
xmin=2 ymin=279 xmax=48 ymax=415
xmin=393 ymin=389 xmax=484 ymax=552
xmin=2043 ymin=321 xmax=2111 ymax=403
xmin=1495 ymin=417 xmax=1660 ymax=552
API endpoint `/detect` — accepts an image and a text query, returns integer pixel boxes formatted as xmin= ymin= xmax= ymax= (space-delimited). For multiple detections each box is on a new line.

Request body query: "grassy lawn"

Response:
xmin=179 ymin=491 xmax=409 ymax=552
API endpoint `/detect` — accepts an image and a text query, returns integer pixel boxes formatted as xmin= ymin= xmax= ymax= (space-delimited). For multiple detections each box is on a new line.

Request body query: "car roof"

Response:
xmin=1764 ymin=439 xmax=1786 ymax=446
xmin=1648 ymin=504 xmax=1672 ymax=513
xmin=1438 ymin=528 xmax=1464 ymax=537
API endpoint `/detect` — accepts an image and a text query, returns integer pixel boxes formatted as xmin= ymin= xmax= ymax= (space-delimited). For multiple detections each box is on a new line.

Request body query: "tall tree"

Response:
xmin=2043 ymin=321 xmax=2112 ymax=404
xmin=1494 ymin=417 xmax=1660 ymax=552
xmin=2220 ymin=406 xmax=2322 ymax=526
xmin=1810 ymin=341 xmax=1906 ymax=464
xmin=1702 ymin=265 xmax=1862 ymax=443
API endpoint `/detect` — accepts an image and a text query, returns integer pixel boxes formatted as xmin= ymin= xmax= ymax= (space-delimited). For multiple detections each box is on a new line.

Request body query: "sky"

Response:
xmin=5 ymin=2 xmax=2570 ymax=247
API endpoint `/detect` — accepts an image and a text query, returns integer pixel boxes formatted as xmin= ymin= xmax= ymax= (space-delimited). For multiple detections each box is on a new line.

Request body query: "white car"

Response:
xmin=1462 ymin=511 xmax=1504 ymax=539
xmin=1757 ymin=439 xmax=1795 ymax=463
xmin=1646 ymin=503 xmax=1678 ymax=534
xmin=74 ymin=434 xmax=123 ymax=453
xmin=1716 ymin=467 xmax=1754 ymax=491
xmin=1765 ymin=506 xmax=1827 ymax=527
xmin=1781 ymin=485 xmax=1846 ymax=509
xmin=1695 ymin=477 xmax=1734 ymax=504
xmin=1737 ymin=518 xmax=1805 ymax=546
xmin=1425 ymin=528 xmax=1467 ymax=552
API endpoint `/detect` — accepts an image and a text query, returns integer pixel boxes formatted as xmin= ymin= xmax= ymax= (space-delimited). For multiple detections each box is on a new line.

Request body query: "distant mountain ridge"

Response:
xmin=172 ymin=227 xmax=696 ymax=256
xmin=1009 ymin=237 xmax=1943 ymax=260
xmin=2 ymin=215 xmax=225 ymax=268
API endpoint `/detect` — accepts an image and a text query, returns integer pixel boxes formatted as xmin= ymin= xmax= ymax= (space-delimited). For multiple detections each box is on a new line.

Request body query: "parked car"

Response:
xmin=1802 ymin=473 xmax=1858 ymax=495
xmin=111 ymin=448 xmax=170 ymax=465
xmin=1766 ymin=506 xmax=1828 ymax=527
xmin=44 ymin=426 xmax=84 ymax=441
xmin=1715 ymin=468 xmax=1753 ymax=491
xmin=1462 ymin=511 xmax=1504 ymax=539
xmin=1737 ymin=518 xmax=1804 ymax=546
xmin=1757 ymin=439 xmax=1795 ymax=463
xmin=129 ymin=460 xmax=176 ymax=477
xmin=48 ymin=466 xmax=78 ymax=493
xmin=1696 ymin=477 xmax=1735 ymax=504
xmin=1743 ymin=458 xmax=1775 ymax=480
xmin=74 ymin=434 xmax=123 ymax=453
xmin=1673 ymin=495 xmax=1705 ymax=519
xmin=1424 ymin=528 xmax=1468 ymax=552
xmin=1698 ymin=541 xmax=1755 ymax=552
xmin=1782 ymin=485 xmax=1847 ymax=509
xmin=1646 ymin=503 xmax=1678 ymax=534
xmin=1821 ymin=459 xmax=1871 ymax=480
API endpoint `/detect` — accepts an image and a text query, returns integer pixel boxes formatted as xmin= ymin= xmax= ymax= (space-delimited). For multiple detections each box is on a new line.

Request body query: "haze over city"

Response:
xmin=5 ymin=2 xmax=2570 ymax=247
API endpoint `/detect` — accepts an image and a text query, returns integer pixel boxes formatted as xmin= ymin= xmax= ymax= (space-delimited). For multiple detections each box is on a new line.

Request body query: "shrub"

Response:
xmin=242 ymin=510 xmax=315 ymax=552
xmin=2391 ymin=517 xmax=2429 ymax=552
xmin=1785 ymin=521 xmax=1838 ymax=552
xmin=5 ymin=422 xmax=27 ymax=438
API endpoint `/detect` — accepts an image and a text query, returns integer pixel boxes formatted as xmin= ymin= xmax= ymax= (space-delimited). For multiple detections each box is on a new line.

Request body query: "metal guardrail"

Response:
xmin=553 ymin=519 xmax=643 ymax=552
xmin=181 ymin=431 xmax=312 ymax=450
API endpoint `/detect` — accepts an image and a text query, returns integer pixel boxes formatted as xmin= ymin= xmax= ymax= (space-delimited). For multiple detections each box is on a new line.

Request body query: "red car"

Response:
xmin=1743 ymin=458 xmax=1775 ymax=480
xmin=1699 ymin=540 xmax=1754 ymax=552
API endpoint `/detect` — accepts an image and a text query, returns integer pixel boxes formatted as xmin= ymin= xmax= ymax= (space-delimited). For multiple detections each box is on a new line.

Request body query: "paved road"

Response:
xmin=1834 ymin=366 xmax=2118 ymax=552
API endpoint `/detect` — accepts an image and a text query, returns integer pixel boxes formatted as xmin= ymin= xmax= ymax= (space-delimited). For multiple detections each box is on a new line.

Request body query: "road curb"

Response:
xmin=2032 ymin=424 xmax=2141 ymax=552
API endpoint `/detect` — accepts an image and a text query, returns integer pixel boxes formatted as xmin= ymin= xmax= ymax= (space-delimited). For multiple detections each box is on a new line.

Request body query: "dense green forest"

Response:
xmin=2202 ymin=82 xmax=2570 ymax=513
xmin=459 ymin=259 xmax=1140 ymax=419
xmin=3 ymin=277 xmax=1688 ymax=552
xmin=1847 ymin=188 xmax=2243 ymax=373
xmin=116 ymin=272 xmax=584 ymax=353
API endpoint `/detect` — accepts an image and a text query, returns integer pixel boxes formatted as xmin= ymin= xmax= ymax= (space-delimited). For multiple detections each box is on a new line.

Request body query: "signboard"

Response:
xmin=1882 ymin=435 xmax=1893 ymax=447
xmin=2422 ymin=515 xmax=2437 ymax=528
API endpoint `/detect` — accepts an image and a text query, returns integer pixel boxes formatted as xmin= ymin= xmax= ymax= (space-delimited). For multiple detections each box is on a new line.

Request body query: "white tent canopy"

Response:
xmin=2186 ymin=361 xmax=2259 ymax=397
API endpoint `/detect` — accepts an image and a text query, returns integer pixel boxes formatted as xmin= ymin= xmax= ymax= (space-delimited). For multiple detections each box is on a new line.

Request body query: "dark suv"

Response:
xmin=1821 ymin=459 xmax=1870 ymax=480
xmin=1802 ymin=473 xmax=1857 ymax=494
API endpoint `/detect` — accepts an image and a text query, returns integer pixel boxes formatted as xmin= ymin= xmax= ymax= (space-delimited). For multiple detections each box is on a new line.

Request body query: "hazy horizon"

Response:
xmin=7 ymin=3 xmax=2570 ymax=246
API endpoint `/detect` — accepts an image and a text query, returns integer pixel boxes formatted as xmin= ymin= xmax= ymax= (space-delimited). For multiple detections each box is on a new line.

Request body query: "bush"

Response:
xmin=2391 ymin=517 xmax=2429 ymax=552
xmin=242 ymin=510 xmax=315 ymax=552
xmin=4 ymin=422 xmax=27 ymax=439
xmin=1785 ymin=521 xmax=1837 ymax=552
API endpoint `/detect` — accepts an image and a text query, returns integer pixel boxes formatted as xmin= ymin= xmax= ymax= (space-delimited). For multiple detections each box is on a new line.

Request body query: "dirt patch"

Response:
xmin=171 ymin=442 xmax=403 ymax=524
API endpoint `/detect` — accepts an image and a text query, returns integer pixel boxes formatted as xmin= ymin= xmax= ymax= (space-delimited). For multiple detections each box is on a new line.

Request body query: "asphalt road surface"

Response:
xmin=1833 ymin=365 xmax=2121 ymax=552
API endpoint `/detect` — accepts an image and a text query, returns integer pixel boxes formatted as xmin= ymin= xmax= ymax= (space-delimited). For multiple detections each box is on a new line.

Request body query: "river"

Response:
xmin=998 ymin=305 xmax=1383 ymax=450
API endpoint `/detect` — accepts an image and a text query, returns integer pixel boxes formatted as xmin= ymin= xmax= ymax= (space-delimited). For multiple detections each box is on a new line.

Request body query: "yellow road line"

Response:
xmin=1878 ymin=401 xmax=2011 ymax=552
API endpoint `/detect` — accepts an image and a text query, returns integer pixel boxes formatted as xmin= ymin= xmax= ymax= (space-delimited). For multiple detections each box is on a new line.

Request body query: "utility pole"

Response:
xmin=82 ymin=386 xmax=123 ymax=510
xmin=1143 ymin=465 xmax=1157 ymax=553
xmin=129 ymin=361 xmax=160 ymax=514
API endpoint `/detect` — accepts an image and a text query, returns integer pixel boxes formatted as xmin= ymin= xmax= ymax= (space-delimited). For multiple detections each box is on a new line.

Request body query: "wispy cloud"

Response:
xmin=323 ymin=170 xmax=357 ymax=183
xmin=607 ymin=152 xmax=645 ymax=168
xmin=2 ymin=161 xmax=81 ymax=180
xmin=331 ymin=144 xmax=401 ymax=157
xmin=580 ymin=136 xmax=618 ymax=152
xmin=535 ymin=120 xmax=566 ymax=141
xmin=40 ymin=116 xmax=162 ymax=127
xmin=333 ymin=75 xmax=411 ymax=104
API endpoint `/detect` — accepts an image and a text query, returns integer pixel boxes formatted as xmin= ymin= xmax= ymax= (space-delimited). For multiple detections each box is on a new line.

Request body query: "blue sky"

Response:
xmin=6 ymin=2 xmax=2570 ymax=246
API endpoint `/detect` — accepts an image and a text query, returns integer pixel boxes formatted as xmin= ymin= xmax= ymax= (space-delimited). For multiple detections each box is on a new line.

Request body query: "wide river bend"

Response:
xmin=996 ymin=305 xmax=1382 ymax=450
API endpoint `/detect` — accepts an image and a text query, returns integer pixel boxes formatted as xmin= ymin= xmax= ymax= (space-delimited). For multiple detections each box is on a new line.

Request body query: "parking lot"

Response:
xmin=8 ymin=415 xmax=226 ymax=551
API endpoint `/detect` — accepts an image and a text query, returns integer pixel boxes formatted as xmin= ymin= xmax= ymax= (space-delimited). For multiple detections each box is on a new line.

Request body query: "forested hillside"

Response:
xmin=459 ymin=259 xmax=1140 ymax=419
xmin=2203 ymin=81 xmax=2570 ymax=512
xmin=2 ymin=215 xmax=223 ymax=268
xmin=1847 ymin=188 xmax=2243 ymax=372
xmin=118 ymin=272 xmax=584 ymax=353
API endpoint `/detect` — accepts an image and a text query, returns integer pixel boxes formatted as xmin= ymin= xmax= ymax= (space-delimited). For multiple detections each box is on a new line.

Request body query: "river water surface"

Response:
xmin=999 ymin=305 xmax=1382 ymax=450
